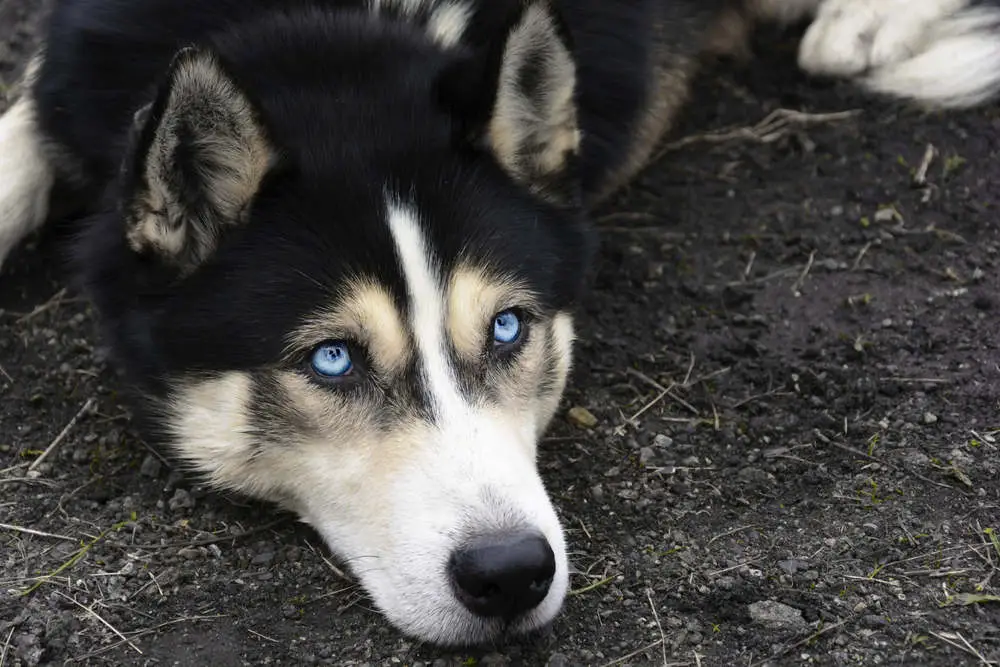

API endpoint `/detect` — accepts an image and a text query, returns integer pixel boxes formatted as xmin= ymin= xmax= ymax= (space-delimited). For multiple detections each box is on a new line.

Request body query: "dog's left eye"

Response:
xmin=493 ymin=310 xmax=522 ymax=345
xmin=310 ymin=341 xmax=353 ymax=378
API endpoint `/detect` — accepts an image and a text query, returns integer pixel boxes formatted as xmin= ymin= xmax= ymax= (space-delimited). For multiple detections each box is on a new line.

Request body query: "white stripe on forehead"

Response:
xmin=385 ymin=197 xmax=469 ymax=421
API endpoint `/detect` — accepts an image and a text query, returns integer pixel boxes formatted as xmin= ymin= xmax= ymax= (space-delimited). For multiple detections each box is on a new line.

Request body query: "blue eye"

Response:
xmin=493 ymin=310 xmax=522 ymax=345
xmin=310 ymin=341 xmax=353 ymax=377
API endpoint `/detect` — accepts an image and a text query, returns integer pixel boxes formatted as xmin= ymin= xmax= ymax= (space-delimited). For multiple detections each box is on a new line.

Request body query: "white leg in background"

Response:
xmin=798 ymin=0 xmax=1000 ymax=108
xmin=0 ymin=95 xmax=55 ymax=269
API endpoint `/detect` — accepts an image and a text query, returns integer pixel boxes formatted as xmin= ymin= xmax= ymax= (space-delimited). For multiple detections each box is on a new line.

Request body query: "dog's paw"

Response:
xmin=799 ymin=0 xmax=1000 ymax=108
xmin=798 ymin=0 xmax=969 ymax=76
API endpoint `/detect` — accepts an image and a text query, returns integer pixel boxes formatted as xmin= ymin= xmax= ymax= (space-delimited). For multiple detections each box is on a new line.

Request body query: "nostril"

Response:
xmin=449 ymin=531 xmax=556 ymax=620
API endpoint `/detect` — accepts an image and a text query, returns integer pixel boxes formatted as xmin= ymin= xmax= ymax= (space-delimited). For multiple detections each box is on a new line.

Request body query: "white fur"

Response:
xmin=800 ymin=0 xmax=1000 ymax=107
xmin=0 ymin=95 xmax=54 ymax=269
xmin=369 ymin=198 xmax=568 ymax=641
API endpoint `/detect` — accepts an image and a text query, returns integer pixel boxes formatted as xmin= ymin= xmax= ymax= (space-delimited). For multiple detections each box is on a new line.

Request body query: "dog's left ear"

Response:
xmin=122 ymin=48 xmax=274 ymax=271
xmin=440 ymin=1 xmax=580 ymax=204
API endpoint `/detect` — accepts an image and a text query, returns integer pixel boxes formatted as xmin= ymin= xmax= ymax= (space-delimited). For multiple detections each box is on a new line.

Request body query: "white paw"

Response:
xmin=798 ymin=0 xmax=969 ymax=76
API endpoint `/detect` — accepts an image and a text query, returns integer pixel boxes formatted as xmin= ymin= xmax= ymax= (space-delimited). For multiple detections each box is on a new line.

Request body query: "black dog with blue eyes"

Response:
xmin=2 ymin=0 xmax=998 ymax=646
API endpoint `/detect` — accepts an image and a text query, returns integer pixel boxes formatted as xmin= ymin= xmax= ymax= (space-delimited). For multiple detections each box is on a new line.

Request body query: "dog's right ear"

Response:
xmin=122 ymin=48 xmax=274 ymax=272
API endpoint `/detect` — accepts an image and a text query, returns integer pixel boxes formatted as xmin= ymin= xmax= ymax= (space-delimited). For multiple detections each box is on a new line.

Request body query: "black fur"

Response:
xmin=29 ymin=0 xmax=720 ymax=395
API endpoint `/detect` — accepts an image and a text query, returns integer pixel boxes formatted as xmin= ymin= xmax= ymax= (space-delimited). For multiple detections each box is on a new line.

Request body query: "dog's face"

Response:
xmin=83 ymin=3 xmax=592 ymax=644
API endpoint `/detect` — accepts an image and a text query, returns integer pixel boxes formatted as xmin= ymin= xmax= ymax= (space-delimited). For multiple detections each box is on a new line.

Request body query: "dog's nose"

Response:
xmin=449 ymin=531 xmax=556 ymax=619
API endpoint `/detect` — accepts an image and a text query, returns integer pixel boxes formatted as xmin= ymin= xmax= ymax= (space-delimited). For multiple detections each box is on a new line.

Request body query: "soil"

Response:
xmin=2 ymin=3 xmax=999 ymax=666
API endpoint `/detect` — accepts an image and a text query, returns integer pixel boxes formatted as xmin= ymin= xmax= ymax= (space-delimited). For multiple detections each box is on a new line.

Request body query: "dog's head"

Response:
xmin=83 ymin=1 xmax=593 ymax=645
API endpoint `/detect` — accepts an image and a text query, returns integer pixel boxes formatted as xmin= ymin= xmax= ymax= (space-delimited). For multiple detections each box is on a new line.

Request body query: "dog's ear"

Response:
xmin=439 ymin=1 xmax=580 ymax=204
xmin=122 ymin=48 xmax=274 ymax=271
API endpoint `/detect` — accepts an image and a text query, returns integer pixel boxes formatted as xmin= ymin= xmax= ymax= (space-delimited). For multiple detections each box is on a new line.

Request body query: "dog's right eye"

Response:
xmin=309 ymin=341 xmax=353 ymax=378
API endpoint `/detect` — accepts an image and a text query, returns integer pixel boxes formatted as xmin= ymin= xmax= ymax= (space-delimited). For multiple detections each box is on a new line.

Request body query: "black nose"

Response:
xmin=449 ymin=531 xmax=556 ymax=619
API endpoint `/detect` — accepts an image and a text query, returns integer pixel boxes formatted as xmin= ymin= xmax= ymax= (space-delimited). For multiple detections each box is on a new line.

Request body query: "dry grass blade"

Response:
xmin=654 ymin=108 xmax=861 ymax=161
xmin=28 ymin=398 xmax=96 ymax=473
xmin=14 ymin=288 xmax=67 ymax=324
xmin=598 ymin=640 xmax=683 ymax=667
xmin=750 ymin=620 xmax=847 ymax=666
xmin=0 ymin=522 xmax=77 ymax=542
xmin=1 ymin=626 xmax=14 ymax=667
xmin=912 ymin=143 xmax=937 ymax=186
xmin=647 ymin=589 xmax=669 ymax=666
xmin=928 ymin=631 xmax=993 ymax=665
xmin=55 ymin=591 xmax=143 ymax=655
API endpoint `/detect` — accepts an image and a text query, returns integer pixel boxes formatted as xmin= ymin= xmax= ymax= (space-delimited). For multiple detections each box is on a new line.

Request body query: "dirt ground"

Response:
xmin=2 ymin=2 xmax=999 ymax=666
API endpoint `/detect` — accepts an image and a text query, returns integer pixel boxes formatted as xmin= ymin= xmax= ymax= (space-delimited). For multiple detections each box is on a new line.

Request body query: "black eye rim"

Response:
xmin=303 ymin=338 xmax=367 ymax=386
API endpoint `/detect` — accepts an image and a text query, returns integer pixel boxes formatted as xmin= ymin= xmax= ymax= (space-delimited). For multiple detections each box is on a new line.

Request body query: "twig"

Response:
xmin=852 ymin=241 xmax=872 ymax=271
xmin=912 ymin=143 xmax=938 ymax=186
xmin=743 ymin=251 xmax=756 ymax=280
xmin=0 ymin=522 xmax=77 ymax=543
xmin=28 ymin=398 xmax=96 ymax=473
xmin=15 ymin=288 xmax=68 ymax=324
xmin=0 ymin=626 xmax=14 ymax=667
xmin=303 ymin=540 xmax=355 ymax=584
xmin=127 ymin=520 xmax=284 ymax=550
xmin=708 ymin=525 xmax=757 ymax=545
xmin=750 ymin=620 xmax=847 ymax=666
xmin=570 ymin=574 xmax=615 ymax=596
xmin=55 ymin=592 xmax=143 ymax=655
xmin=928 ymin=631 xmax=992 ymax=665
xmin=792 ymin=250 xmax=816 ymax=295
xmin=247 ymin=628 xmax=279 ymax=643
xmin=71 ymin=615 xmax=224 ymax=662
xmin=647 ymin=589 xmax=668 ymax=666
xmin=599 ymin=640 xmax=668 ymax=667
xmin=654 ymin=108 xmax=861 ymax=160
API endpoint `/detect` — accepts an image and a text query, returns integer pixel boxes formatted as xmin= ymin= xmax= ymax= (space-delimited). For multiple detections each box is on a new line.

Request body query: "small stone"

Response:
xmin=252 ymin=551 xmax=275 ymax=566
xmin=567 ymin=406 xmax=598 ymax=429
xmin=748 ymin=600 xmax=807 ymax=630
xmin=653 ymin=434 xmax=673 ymax=448
xmin=178 ymin=547 xmax=202 ymax=560
xmin=282 ymin=604 xmax=298 ymax=619
xmin=862 ymin=614 xmax=888 ymax=628
xmin=639 ymin=447 xmax=656 ymax=466
xmin=139 ymin=455 xmax=161 ymax=478
xmin=590 ymin=484 xmax=605 ymax=502
xmin=168 ymin=488 xmax=193 ymax=512
xmin=778 ymin=559 xmax=809 ymax=575
xmin=922 ymin=412 xmax=938 ymax=425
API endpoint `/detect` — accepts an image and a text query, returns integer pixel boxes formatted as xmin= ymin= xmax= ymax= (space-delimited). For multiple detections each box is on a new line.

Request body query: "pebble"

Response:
xmin=567 ymin=406 xmax=598 ymax=429
xmin=653 ymin=434 xmax=674 ymax=448
xmin=922 ymin=412 xmax=938 ymax=425
xmin=748 ymin=600 xmax=807 ymax=630
xmin=778 ymin=559 xmax=810 ymax=575
xmin=252 ymin=551 xmax=275 ymax=566
xmin=639 ymin=447 xmax=656 ymax=466
xmin=168 ymin=488 xmax=194 ymax=512
xmin=139 ymin=454 xmax=162 ymax=478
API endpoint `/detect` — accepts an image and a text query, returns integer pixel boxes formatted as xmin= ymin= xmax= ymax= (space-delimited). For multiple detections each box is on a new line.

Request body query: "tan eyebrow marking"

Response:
xmin=446 ymin=265 xmax=539 ymax=359
xmin=288 ymin=277 xmax=411 ymax=373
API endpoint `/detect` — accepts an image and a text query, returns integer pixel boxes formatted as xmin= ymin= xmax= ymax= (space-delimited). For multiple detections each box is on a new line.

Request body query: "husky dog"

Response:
xmin=1 ymin=0 xmax=998 ymax=646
